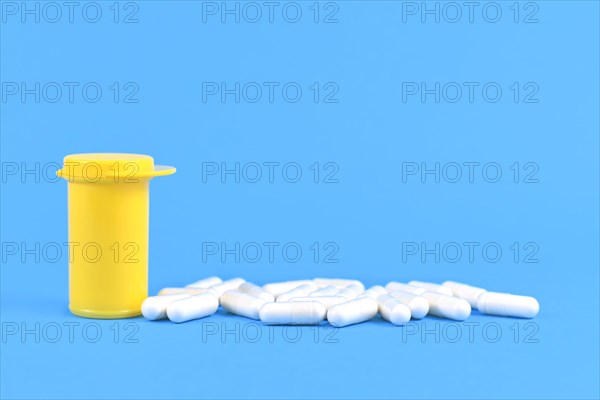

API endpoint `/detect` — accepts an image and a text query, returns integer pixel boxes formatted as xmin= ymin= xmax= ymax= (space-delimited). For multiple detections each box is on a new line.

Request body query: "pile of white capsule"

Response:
xmin=141 ymin=277 xmax=540 ymax=327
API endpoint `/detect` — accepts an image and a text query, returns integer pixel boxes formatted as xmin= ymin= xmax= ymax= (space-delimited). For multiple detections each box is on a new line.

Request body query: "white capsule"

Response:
xmin=336 ymin=284 xmax=364 ymax=301
xmin=277 ymin=284 xmax=316 ymax=302
xmin=476 ymin=291 xmax=539 ymax=318
xmin=421 ymin=291 xmax=471 ymax=321
xmin=378 ymin=294 xmax=412 ymax=325
xmin=220 ymin=290 xmax=268 ymax=320
xmin=238 ymin=282 xmax=275 ymax=302
xmin=359 ymin=285 xmax=388 ymax=300
xmin=442 ymin=281 xmax=487 ymax=308
xmin=313 ymin=278 xmax=365 ymax=291
xmin=207 ymin=277 xmax=246 ymax=298
xmin=262 ymin=280 xmax=316 ymax=297
xmin=186 ymin=276 xmax=223 ymax=288
xmin=408 ymin=280 xmax=453 ymax=296
xmin=158 ymin=287 xmax=210 ymax=296
xmin=309 ymin=285 xmax=341 ymax=297
xmin=166 ymin=293 xmax=219 ymax=323
xmin=142 ymin=293 xmax=191 ymax=320
xmin=385 ymin=282 xmax=426 ymax=295
xmin=327 ymin=297 xmax=378 ymax=327
xmin=259 ymin=301 xmax=326 ymax=325
xmin=389 ymin=290 xmax=429 ymax=319
xmin=290 ymin=296 xmax=348 ymax=310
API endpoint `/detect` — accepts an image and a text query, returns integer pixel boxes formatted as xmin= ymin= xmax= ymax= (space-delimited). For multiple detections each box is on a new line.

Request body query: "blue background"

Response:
xmin=1 ymin=1 xmax=599 ymax=399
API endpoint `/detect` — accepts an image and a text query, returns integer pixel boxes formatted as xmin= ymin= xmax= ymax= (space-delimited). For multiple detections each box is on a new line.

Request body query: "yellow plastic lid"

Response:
xmin=56 ymin=153 xmax=176 ymax=182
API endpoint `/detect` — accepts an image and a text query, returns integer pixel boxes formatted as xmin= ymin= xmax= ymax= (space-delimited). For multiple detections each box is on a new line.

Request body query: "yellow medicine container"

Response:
xmin=57 ymin=153 xmax=175 ymax=318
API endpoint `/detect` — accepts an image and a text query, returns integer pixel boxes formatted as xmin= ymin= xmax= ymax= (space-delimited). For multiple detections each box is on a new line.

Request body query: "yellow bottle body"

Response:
xmin=68 ymin=179 xmax=149 ymax=318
